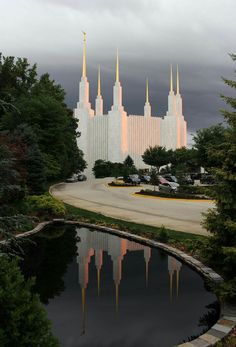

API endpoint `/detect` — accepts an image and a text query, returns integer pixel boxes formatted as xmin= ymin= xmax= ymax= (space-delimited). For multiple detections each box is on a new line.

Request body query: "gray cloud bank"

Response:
xmin=1 ymin=0 xmax=236 ymax=135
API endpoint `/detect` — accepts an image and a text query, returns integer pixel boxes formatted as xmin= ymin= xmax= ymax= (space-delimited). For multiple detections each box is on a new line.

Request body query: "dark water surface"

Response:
xmin=21 ymin=225 xmax=219 ymax=347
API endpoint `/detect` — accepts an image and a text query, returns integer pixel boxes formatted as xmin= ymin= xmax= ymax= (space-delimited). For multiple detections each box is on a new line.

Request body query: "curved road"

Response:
xmin=51 ymin=178 xmax=213 ymax=236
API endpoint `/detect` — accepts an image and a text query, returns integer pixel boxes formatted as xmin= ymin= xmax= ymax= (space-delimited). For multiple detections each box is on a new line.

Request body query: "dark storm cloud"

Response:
xmin=1 ymin=0 xmax=236 ymax=136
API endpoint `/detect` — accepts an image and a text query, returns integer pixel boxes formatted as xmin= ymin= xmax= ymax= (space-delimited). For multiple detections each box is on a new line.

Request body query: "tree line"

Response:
xmin=0 ymin=54 xmax=86 ymax=216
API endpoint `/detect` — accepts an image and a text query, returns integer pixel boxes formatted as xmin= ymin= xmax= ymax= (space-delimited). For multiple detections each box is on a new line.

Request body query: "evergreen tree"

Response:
xmin=0 ymin=256 xmax=59 ymax=347
xmin=123 ymin=155 xmax=134 ymax=167
xmin=193 ymin=125 xmax=226 ymax=172
xmin=13 ymin=124 xmax=46 ymax=194
xmin=203 ymin=54 xmax=236 ymax=247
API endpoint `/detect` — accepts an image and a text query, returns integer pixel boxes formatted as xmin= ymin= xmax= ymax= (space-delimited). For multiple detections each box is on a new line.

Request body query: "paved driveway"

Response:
xmin=51 ymin=178 xmax=213 ymax=236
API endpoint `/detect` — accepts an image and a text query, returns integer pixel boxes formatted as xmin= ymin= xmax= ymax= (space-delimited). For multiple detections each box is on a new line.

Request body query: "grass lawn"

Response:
xmin=65 ymin=203 xmax=206 ymax=243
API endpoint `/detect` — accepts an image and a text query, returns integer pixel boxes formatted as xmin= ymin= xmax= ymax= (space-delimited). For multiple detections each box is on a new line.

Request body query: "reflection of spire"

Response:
xmin=95 ymin=249 xmax=103 ymax=295
xmin=115 ymin=283 xmax=119 ymax=313
xmin=144 ymin=247 xmax=151 ymax=287
xmin=146 ymin=261 xmax=149 ymax=287
xmin=176 ymin=269 xmax=179 ymax=297
xmin=81 ymin=288 xmax=86 ymax=335
xmin=116 ymin=49 xmax=119 ymax=82
xmin=82 ymin=31 xmax=87 ymax=78
xmin=97 ymin=268 xmax=101 ymax=296
xmin=169 ymin=272 xmax=173 ymax=302
xmin=176 ymin=65 xmax=180 ymax=95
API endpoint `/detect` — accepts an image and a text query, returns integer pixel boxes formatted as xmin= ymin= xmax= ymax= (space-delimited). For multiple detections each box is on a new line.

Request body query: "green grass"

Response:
xmin=65 ymin=203 xmax=207 ymax=243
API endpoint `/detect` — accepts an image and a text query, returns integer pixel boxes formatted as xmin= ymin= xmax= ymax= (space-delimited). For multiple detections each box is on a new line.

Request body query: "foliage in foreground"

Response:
xmin=199 ymin=55 xmax=236 ymax=271
xmin=24 ymin=194 xmax=66 ymax=218
xmin=0 ymin=256 xmax=59 ymax=347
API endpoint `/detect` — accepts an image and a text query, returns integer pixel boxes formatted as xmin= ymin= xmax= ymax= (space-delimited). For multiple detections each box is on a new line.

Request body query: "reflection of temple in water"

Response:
xmin=76 ymin=228 xmax=151 ymax=292
xmin=168 ymin=255 xmax=182 ymax=300
xmin=76 ymin=228 xmax=182 ymax=294
xmin=76 ymin=228 xmax=182 ymax=333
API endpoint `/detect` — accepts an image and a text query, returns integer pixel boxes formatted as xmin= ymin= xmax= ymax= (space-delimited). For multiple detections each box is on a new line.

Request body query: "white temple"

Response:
xmin=74 ymin=33 xmax=187 ymax=173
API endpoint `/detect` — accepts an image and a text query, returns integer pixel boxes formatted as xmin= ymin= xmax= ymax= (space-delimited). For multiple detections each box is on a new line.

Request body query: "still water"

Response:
xmin=21 ymin=225 xmax=219 ymax=347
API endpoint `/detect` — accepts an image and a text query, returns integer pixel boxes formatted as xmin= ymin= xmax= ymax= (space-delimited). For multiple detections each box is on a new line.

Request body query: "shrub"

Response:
xmin=0 ymin=256 xmax=59 ymax=347
xmin=158 ymin=225 xmax=169 ymax=243
xmin=137 ymin=189 xmax=210 ymax=200
xmin=178 ymin=185 xmax=211 ymax=196
xmin=25 ymin=194 xmax=66 ymax=218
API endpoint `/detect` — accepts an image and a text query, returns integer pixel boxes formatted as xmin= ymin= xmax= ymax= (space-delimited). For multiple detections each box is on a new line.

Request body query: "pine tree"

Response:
xmin=0 ymin=256 xmax=59 ymax=347
xmin=203 ymin=54 xmax=236 ymax=247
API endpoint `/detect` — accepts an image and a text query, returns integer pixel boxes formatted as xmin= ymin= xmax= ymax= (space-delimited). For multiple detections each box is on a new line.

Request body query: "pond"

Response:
xmin=21 ymin=225 xmax=219 ymax=347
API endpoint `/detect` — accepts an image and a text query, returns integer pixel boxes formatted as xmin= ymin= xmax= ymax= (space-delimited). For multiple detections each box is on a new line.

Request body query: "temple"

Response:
xmin=74 ymin=33 xmax=187 ymax=173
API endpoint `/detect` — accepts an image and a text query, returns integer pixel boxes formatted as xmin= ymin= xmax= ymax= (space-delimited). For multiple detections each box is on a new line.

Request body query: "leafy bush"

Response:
xmin=137 ymin=189 xmax=210 ymax=200
xmin=0 ymin=255 xmax=59 ymax=347
xmin=157 ymin=225 xmax=169 ymax=243
xmin=108 ymin=181 xmax=133 ymax=187
xmin=25 ymin=195 xmax=66 ymax=218
xmin=178 ymin=185 xmax=211 ymax=195
xmin=212 ymin=278 xmax=236 ymax=303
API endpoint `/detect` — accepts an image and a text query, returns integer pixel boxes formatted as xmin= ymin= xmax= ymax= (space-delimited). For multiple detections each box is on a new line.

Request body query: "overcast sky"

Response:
xmin=1 ymin=0 xmax=236 ymax=141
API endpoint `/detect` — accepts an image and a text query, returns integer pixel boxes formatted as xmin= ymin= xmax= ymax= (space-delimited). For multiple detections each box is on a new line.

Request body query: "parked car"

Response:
xmin=178 ymin=174 xmax=194 ymax=185
xmin=78 ymin=174 xmax=87 ymax=181
xmin=162 ymin=174 xmax=178 ymax=183
xmin=66 ymin=173 xmax=78 ymax=183
xmin=159 ymin=181 xmax=179 ymax=193
xmin=124 ymin=174 xmax=141 ymax=185
xmin=200 ymin=174 xmax=215 ymax=185
xmin=140 ymin=174 xmax=151 ymax=183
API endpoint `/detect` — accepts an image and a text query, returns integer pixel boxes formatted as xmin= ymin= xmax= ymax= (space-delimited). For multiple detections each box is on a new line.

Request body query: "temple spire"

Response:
xmin=97 ymin=66 xmax=101 ymax=96
xmin=146 ymin=78 xmax=149 ymax=103
xmin=176 ymin=65 xmax=180 ymax=95
xmin=82 ymin=31 xmax=87 ymax=78
xmin=116 ymin=49 xmax=119 ymax=82
xmin=170 ymin=64 xmax=173 ymax=93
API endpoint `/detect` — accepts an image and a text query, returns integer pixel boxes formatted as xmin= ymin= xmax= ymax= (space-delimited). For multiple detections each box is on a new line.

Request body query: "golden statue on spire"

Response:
xmin=82 ymin=31 xmax=87 ymax=78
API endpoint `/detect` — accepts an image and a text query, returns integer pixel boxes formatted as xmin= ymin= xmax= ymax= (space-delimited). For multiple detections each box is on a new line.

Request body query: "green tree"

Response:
xmin=0 ymin=139 xmax=24 ymax=215
xmin=0 ymin=54 xmax=85 ymax=181
xmin=203 ymin=54 xmax=236 ymax=247
xmin=0 ymin=256 xmax=59 ymax=347
xmin=193 ymin=125 xmax=226 ymax=171
xmin=142 ymin=146 xmax=171 ymax=173
xmin=123 ymin=155 xmax=134 ymax=167
xmin=170 ymin=147 xmax=199 ymax=175
xmin=13 ymin=124 xmax=46 ymax=194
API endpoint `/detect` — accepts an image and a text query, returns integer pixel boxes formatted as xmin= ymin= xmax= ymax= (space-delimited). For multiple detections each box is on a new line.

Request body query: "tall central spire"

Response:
xmin=170 ymin=64 xmax=173 ymax=93
xmin=176 ymin=65 xmax=180 ymax=95
xmin=146 ymin=78 xmax=149 ymax=103
xmin=82 ymin=31 xmax=87 ymax=78
xmin=116 ymin=49 xmax=119 ymax=82
xmin=144 ymin=77 xmax=151 ymax=117
xmin=97 ymin=66 xmax=101 ymax=96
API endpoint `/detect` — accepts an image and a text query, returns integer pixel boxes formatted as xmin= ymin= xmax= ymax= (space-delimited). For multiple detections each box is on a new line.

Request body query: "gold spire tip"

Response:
xmin=146 ymin=78 xmax=149 ymax=103
xmin=82 ymin=31 xmax=87 ymax=78
xmin=170 ymin=64 xmax=173 ymax=93
xmin=98 ymin=66 xmax=101 ymax=96
xmin=116 ymin=49 xmax=119 ymax=82
xmin=177 ymin=64 xmax=180 ymax=94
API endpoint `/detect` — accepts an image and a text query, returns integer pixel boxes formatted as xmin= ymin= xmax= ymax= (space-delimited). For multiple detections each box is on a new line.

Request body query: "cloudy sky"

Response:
xmin=1 ymin=0 xmax=236 ymax=140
